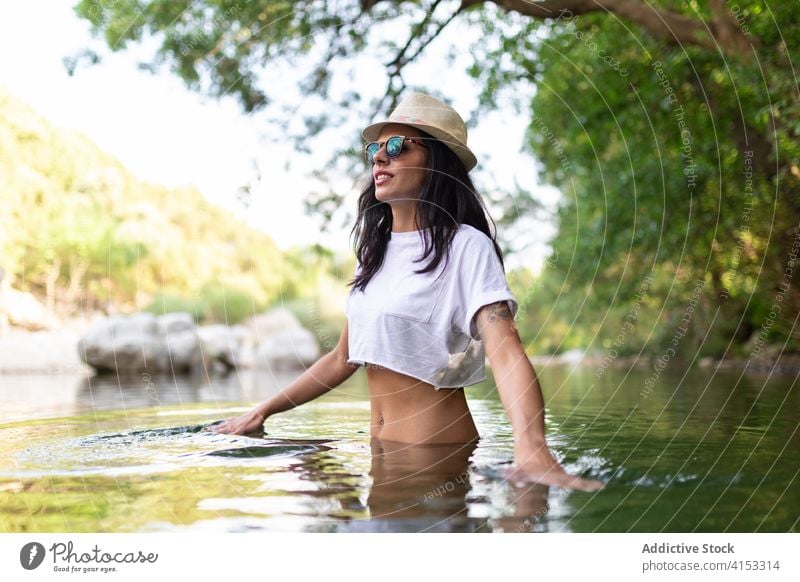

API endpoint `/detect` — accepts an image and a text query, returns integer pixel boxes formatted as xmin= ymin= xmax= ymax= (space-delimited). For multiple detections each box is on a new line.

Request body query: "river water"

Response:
xmin=0 ymin=363 xmax=797 ymax=532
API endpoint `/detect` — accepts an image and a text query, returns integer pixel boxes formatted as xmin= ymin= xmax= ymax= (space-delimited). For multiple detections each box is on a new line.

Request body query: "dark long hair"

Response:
xmin=348 ymin=129 xmax=506 ymax=293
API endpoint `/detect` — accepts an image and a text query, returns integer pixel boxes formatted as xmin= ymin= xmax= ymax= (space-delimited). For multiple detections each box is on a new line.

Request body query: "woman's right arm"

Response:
xmin=206 ymin=320 xmax=357 ymax=435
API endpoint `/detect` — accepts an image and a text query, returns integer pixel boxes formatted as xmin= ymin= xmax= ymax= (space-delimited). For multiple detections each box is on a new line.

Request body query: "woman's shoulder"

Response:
xmin=452 ymin=223 xmax=494 ymax=252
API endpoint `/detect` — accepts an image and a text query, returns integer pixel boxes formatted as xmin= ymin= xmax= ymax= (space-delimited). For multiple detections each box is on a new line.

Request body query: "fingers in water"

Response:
xmin=581 ymin=478 xmax=605 ymax=492
xmin=504 ymin=466 xmax=604 ymax=492
xmin=203 ymin=420 xmax=230 ymax=434
xmin=566 ymin=474 xmax=604 ymax=492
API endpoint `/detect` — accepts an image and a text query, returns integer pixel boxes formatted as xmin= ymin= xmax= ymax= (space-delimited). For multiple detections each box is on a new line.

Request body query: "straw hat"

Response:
xmin=361 ymin=92 xmax=478 ymax=172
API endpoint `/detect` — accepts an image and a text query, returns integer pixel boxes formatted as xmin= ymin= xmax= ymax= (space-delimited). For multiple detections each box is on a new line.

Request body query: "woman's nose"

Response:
xmin=372 ymin=143 xmax=389 ymax=164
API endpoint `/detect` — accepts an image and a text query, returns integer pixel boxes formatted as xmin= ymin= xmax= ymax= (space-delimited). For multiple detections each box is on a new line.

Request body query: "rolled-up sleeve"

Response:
xmin=459 ymin=235 xmax=518 ymax=340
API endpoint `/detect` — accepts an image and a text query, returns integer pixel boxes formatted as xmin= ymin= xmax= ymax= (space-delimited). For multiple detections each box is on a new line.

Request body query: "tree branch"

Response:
xmin=708 ymin=0 xmax=759 ymax=54
xmin=460 ymin=0 xmax=758 ymax=58
xmin=375 ymin=1 xmax=465 ymax=117
xmin=386 ymin=0 xmax=445 ymax=73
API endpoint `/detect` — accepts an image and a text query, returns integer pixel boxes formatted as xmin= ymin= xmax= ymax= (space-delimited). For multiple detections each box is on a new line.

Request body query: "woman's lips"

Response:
xmin=375 ymin=173 xmax=393 ymax=186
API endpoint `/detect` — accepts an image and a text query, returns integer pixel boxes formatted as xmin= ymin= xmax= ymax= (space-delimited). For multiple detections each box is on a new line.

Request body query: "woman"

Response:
xmin=208 ymin=93 xmax=602 ymax=492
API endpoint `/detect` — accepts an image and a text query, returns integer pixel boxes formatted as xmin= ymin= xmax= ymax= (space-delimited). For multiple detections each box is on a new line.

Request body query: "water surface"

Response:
xmin=0 ymin=363 xmax=797 ymax=532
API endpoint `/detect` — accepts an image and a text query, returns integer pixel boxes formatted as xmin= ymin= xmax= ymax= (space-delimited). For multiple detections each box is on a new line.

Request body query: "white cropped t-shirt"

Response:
xmin=344 ymin=223 xmax=518 ymax=389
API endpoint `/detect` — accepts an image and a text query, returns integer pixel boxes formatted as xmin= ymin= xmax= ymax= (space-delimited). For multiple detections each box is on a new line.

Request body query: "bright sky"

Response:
xmin=0 ymin=1 xmax=560 ymax=271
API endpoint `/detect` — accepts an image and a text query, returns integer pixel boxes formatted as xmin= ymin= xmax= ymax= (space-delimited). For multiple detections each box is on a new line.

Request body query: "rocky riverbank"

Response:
xmin=0 ymin=308 xmax=322 ymax=375
xmin=531 ymin=349 xmax=800 ymax=377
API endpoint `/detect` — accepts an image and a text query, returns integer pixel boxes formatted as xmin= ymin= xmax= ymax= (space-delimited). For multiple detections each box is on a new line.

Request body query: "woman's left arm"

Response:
xmin=475 ymin=301 xmax=603 ymax=492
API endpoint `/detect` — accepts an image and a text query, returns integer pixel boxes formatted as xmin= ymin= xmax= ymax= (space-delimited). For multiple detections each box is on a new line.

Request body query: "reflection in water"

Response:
xmin=0 ymin=368 xmax=310 ymax=422
xmin=493 ymin=481 xmax=551 ymax=533
xmin=74 ymin=368 xmax=304 ymax=413
xmin=323 ymin=438 xmax=550 ymax=532
xmin=0 ymin=364 xmax=797 ymax=532
xmin=0 ymin=373 xmax=90 ymax=422
xmin=363 ymin=438 xmax=479 ymax=532
xmin=206 ymin=443 xmax=332 ymax=458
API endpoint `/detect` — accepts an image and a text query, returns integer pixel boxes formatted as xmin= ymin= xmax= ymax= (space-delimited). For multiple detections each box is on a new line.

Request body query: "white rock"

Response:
xmin=256 ymin=326 xmax=320 ymax=370
xmin=244 ymin=308 xmax=303 ymax=342
xmin=0 ymin=286 xmax=60 ymax=331
xmin=78 ymin=312 xmax=200 ymax=373
xmin=198 ymin=324 xmax=247 ymax=369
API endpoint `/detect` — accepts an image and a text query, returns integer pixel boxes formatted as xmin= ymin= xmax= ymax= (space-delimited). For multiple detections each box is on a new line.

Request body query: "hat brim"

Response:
xmin=362 ymin=121 xmax=477 ymax=172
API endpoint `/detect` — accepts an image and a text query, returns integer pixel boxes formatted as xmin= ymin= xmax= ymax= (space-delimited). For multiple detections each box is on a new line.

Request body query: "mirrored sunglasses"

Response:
xmin=364 ymin=135 xmax=429 ymax=164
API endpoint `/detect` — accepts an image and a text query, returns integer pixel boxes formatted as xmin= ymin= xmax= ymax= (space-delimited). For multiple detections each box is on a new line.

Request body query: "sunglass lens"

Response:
xmin=365 ymin=142 xmax=380 ymax=163
xmin=386 ymin=136 xmax=403 ymax=158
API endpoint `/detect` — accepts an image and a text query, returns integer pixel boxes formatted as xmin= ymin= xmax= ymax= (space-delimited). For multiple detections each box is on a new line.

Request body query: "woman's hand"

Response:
xmin=204 ymin=408 xmax=268 ymax=436
xmin=509 ymin=441 xmax=604 ymax=492
xmin=476 ymin=309 xmax=604 ymax=492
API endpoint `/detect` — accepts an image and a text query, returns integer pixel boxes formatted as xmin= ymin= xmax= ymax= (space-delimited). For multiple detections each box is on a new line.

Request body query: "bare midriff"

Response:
xmin=365 ymin=364 xmax=480 ymax=445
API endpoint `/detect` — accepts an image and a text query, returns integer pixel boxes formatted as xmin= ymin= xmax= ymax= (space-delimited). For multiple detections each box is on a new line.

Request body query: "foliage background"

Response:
xmin=5 ymin=0 xmax=800 ymax=360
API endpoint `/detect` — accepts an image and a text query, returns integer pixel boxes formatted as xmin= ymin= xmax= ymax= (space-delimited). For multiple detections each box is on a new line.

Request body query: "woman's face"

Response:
xmin=370 ymin=123 xmax=429 ymax=204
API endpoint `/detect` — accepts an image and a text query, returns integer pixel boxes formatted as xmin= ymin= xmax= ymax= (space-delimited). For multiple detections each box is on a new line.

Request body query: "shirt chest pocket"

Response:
xmin=383 ymin=268 xmax=446 ymax=325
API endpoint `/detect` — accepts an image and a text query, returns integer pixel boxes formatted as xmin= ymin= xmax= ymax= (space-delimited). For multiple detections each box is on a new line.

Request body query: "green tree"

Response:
xmin=70 ymin=0 xmax=800 ymax=355
xmin=477 ymin=2 xmax=800 ymax=354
